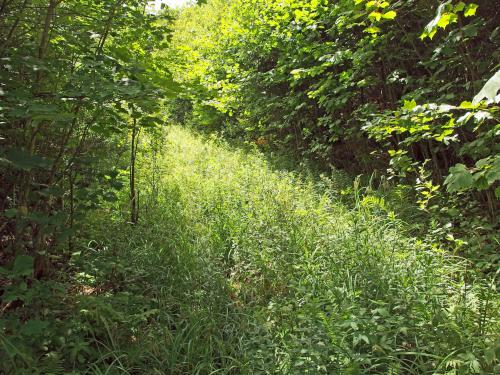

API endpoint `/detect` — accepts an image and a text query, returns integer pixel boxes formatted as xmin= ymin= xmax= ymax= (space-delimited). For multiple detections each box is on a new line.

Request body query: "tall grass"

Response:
xmin=82 ymin=126 xmax=497 ymax=374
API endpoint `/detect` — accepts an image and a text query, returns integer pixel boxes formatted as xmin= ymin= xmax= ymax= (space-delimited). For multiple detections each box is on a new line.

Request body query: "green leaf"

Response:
xmin=13 ymin=255 xmax=34 ymax=277
xmin=2 ymin=149 xmax=51 ymax=171
xmin=437 ymin=13 xmax=457 ymax=29
xmin=473 ymin=172 xmax=489 ymax=190
xmin=4 ymin=208 xmax=17 ymax=218
xmin=290 ymin=68 xmax=306 ymax=76
xmin=20 ymin=320 xmax=49 ymax=336
xmin=475 ymin=157 xmax=490 ymax=169
xmin=444 ymin=164 xmax=473 ymax=192
xmin=365 ymin=0 xmax=375 ymax=8
xmin=470 ymin=358 xmax=481 ymax=373
xmin=454 ymin=1 xmax=466 ymax=12
xmin=382 ymin=11 xmax=397 ymax=20
xmin=403 ymin=99 xmax=417 ymax=110
xmin=427 ymin=29 xmax=437 ymax=39
xmin=365 ymin=26 xmax=381 ymax=34
xmin=459 ymin=101 xmax=479 ymax=109
xmin=464 ymin=3 xmax=478 ymax=17
xmin=485 ymin=158 xmax=500 ymax=185
xmin=369 ymin=11 xmax=382 ymax=21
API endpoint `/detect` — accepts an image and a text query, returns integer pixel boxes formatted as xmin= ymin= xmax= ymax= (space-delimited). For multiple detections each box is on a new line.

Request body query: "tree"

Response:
xmin=1 ymin=0 xmax=177 ymax=276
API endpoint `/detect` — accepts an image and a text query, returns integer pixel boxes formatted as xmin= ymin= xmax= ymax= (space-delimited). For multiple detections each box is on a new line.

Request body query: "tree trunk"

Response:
xmin=130 ymin=118 xmax=138 ymax=224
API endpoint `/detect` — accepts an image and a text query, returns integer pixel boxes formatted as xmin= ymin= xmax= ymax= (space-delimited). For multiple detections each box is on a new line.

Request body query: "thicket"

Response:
xmin=0 ymin=1 xmax=177 ymax=287
xmin=0 ymin=0 xmax=177 ymax=371
xmin=0 ymin=0 xmax=499 ymax=373
xmin=169 ymin=0 xmax=499 ymax=266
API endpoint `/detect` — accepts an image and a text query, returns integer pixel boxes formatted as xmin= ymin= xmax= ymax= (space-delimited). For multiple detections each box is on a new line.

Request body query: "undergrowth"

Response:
xmin=1 ymin=126 xmax=498 ymax=374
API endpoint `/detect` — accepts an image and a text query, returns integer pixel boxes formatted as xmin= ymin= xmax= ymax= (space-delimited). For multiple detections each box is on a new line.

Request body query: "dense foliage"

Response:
xmin=1 ymin=0 xmax=499 ymax=373
xmin=0 ymin=1 xmax=177 ymax=276
xmin=0 ymin=0 xmax=176 ymax=371
xmin=170 ymin=0 xmax=499 ymax=264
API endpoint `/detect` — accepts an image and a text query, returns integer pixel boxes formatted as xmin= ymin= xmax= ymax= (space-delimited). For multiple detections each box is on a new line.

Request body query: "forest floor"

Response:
xmin=4 ymin=126 xmax=496 ymax=374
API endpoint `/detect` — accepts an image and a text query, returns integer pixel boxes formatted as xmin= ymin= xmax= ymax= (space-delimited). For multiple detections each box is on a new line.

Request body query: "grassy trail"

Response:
xmin=83 ymin=126 xmax=496 ymax=374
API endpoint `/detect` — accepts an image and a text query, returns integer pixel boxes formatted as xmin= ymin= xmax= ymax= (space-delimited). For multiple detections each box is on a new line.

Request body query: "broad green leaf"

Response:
xmin=444 ymin=164 xmax=473 ymax=192
xmin=475 ymin=158 xmax=490 ymax=169
xmin=369 ymin=11 xmax=382 ymax=21
xmin=454 ymin=1 xmax=466 ymax=12
xmin=355 ymin=334 xmax=370 ymax=345
xmin=464 ymin=3 xmax=478 ymax=17
xmin=403 ymin=99 xmax=417 ymax=110
xmin=365 ymin=1 xmax=377 ymax=9
xmin=428 ymin=29 xmax=437 ymax=39
xmin=485 ymin=157 xmax=500 ymax=185
xmin=436 ymin=13 xmax=457 ymax=29
xmin=459 ymin=101 xmax=479 ymax=109
xmin=13 ymin=255 xmax=34 ymax=277
xmin=382 ymin=11 xmax=396 ymax=20
xmin=473 ymin=171 xmax=489 ymax=190
xmin=2 ymin=149 xmax=51 ymax=171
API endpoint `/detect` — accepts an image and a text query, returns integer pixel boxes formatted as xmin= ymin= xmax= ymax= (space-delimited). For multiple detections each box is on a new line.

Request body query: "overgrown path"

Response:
xmin=77 ymin=126 xmax=496 ymax=374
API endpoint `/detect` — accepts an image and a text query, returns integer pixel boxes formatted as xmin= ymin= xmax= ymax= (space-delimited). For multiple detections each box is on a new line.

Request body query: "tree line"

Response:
xmin=1 ymin=0 xmax=177 ymax=277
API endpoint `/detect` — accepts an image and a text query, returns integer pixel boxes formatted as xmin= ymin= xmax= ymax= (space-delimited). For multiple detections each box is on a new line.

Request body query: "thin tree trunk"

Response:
xmin=48 ymin=106 xmax=81 ymax=185
xmin=130 ymin=118 xmax=138 ymax=224
xmin=14 ymin=0 xmax=58 ymax=253
xmin=68 ymin=167 xmax=75 ymax=252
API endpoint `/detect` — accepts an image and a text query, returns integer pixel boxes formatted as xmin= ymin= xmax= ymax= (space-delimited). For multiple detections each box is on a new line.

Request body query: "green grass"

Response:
xmin=126 ymin=126 xmax=498 ymax=374
xmin=2 ymin=126 xmax=498 ymax=374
